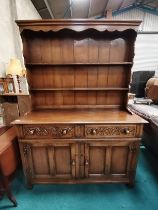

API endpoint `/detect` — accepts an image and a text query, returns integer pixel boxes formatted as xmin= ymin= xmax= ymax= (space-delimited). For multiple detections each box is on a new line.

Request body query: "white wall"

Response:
xmin=0 ymin=0 xmax=17 ymax=76
xmin=16 ymin=0 xmax=41 ymax=20
xmin=0 ymin=0 xmax=41 ymax=77
xmin=114 ymin=8 xmax=158 ymax=75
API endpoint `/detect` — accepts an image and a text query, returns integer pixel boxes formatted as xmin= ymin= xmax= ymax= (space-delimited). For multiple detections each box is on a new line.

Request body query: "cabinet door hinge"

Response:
xmin=129 ymin=145 xmax=137 ymax=153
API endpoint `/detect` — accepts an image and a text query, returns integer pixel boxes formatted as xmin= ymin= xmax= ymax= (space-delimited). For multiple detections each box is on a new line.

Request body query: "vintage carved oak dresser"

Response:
xmin=13 ymin=20 xmax=146 ymax=188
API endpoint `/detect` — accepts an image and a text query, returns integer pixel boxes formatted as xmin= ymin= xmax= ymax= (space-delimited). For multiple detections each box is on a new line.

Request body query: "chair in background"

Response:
xmin=130 ymin=71 xmax=155 ymax=97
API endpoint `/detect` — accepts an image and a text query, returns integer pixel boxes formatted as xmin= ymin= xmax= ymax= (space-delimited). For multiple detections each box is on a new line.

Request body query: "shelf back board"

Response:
xmin=17 ymin=20 xmax=141 ymax=110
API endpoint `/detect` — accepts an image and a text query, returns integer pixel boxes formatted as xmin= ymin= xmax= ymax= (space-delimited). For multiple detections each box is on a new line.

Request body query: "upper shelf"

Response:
xmin=26 ymin=62 xmax=133 ymax=66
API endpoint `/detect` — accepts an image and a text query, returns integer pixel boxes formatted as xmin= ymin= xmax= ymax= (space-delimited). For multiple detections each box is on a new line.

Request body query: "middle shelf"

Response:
xmin=26 ymin=62 xmax=133 ymax=66
xmin=30 ymin=88 xmax=129 ymax=91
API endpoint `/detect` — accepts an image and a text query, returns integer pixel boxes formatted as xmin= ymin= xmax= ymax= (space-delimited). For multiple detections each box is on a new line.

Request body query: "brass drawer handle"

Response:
xmin=62 ymin=129 xmax=67 ymax=135
xmin=91 ymin=129 xmax=97 ymax=135
xmin=124 ymin=128 xmax=130 ymax=134
xmin=85 ymin=159 xmax=89 ymax=165
xmin=29 ymin=130 xmax=34 ymax=135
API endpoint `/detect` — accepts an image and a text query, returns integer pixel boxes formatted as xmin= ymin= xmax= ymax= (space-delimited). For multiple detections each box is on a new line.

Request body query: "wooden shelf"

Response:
xmin=34 ymin=105 xmax=123 ymax=110
xmin=26 ymin=62 xmax=133 ymax=66
xmin=30 ymin=88 xmax=129 ymax=91
xmin=0 ymin=93 xmax=29 ymax=96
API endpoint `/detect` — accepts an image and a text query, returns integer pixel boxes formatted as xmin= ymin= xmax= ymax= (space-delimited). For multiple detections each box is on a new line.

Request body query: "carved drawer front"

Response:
xmin=23 ymin=125 xmax=75 ymax=139
xmin=85 ymin=124 xmax=136 ymax=138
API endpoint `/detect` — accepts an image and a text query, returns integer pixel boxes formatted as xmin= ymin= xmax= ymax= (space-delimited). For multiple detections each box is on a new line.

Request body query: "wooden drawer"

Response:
xmin=85 ymin=124 xmax=137 ymax=138
xmin=22 ymin=124 xmax=138 ymax=139
xmin=22 ymin=125 xmax=75 ymax=139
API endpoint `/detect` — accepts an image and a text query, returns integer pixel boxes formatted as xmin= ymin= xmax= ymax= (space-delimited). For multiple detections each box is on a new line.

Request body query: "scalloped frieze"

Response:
xmin=16 ymin=20 xmax=141 ymax=33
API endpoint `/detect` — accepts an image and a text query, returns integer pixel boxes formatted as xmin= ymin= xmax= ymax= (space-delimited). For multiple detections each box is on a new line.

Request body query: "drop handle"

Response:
xmin=85 ymin=159 xmax=89 ymax=165
xmin=62 ymin=129 xmax=67 ymax=135
xmin=124 ymin=128 xmax=130 ymax=134
xmin=71 ymin=159 xmax=75 ymax=166
xmin=91 ymin=129 xmax=97 ymax=135
xmin=30 ymin=130 xmax=34 ymax=135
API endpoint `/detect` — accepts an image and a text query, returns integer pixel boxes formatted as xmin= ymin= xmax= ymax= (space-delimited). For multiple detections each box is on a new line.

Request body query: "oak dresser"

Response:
xmin=13 ymin=19 xmax=147 ymax=188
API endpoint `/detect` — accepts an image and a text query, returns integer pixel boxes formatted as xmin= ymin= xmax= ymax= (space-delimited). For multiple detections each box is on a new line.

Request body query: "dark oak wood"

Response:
xmin=0 ymin=126 xmax=19 ymax=206
xmin=13 ymin=19 xmax=146 ymax=188
xmin=16 ymin=19 xmax=141 ymax=33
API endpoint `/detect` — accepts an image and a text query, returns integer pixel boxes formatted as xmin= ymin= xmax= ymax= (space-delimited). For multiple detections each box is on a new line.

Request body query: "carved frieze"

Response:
xmin=23 ymin=125 xmax=74 ymax=137
xmin=86 ymin=126 xmax=136 ymax=137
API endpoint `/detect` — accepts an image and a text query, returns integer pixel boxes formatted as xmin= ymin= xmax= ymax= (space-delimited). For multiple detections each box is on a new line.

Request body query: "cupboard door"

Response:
xmin=20 ymin=141 xmax=76 ymax=181
xmin=84 ymin=142 xmax=107 ymax=178
xmin=84 ymin=141 xmax=139 ymax=179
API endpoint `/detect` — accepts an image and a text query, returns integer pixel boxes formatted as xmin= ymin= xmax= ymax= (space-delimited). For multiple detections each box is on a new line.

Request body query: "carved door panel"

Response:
xmin=84 ymin=141 xmax=139 ymax=179
xmin=84 ymin=142 xmax=107 ymax=178
xmin=109 ymin=141 xmax=139 ymax=178
xmin=20 ymin=141 xmax=76 ymax=180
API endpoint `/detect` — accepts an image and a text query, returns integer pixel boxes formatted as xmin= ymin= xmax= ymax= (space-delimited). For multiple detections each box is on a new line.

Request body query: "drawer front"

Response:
xmin=23 ymin=125 xmax=75 ymax=139
xmin=85 ymin=125 xmax=137 ymax=138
